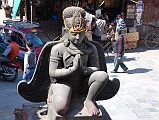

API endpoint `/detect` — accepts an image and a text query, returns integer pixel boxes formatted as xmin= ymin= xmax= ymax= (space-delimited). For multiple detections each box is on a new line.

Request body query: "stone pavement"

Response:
xmin=0 ymin=71 xmax=31 ymax=120
xmin=98 ymin=45 xmax=159 ymax=120
xmin=0 ymin=38 xmax=159 ymax=120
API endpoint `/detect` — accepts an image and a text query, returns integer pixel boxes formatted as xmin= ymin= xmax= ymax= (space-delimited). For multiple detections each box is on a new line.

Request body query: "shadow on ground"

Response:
xmin=105 ymin=56 xmax=136 ymax=64
xmin=127 ymin=68 xmax=153 ymax=74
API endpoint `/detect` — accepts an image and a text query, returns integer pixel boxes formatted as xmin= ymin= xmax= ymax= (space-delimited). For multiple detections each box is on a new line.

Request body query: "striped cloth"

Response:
xmin=116 ymin=18 xmax=126 ymax=33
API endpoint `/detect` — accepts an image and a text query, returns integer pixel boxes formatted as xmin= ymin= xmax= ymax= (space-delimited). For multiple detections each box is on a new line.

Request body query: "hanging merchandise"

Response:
xmin=12 ymin=0 xmax=21 ymax=19
xmin=136 ymin=0 xmax=143 ymax=26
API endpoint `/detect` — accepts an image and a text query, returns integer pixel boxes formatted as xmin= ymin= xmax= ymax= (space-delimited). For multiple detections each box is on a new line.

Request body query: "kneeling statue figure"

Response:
xmin=17 ymin=6 xmax=120 ymax=119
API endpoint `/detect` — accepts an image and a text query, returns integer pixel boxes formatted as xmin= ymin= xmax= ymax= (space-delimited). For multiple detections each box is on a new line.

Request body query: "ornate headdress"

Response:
xmin=63 ymin=6 xmax=87 ymax=33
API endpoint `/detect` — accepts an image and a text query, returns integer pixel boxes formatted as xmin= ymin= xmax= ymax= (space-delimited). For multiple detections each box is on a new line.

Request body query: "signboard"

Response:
xmin=127 ymin=4 xmax=136 ymax=19
xmin=126 ymin=4 xmax=136 ymax=27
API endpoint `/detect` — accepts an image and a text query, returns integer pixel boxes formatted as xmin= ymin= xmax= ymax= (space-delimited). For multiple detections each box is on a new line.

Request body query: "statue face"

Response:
xmin=68 ymin=31 xmax=85 ymax=45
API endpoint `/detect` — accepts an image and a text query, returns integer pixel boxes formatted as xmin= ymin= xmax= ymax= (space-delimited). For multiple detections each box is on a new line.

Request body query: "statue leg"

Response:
xmin=83 ymin=71 xmax=108 ymax=116
xmin=47 ymin=83 xmax=72 ymax=119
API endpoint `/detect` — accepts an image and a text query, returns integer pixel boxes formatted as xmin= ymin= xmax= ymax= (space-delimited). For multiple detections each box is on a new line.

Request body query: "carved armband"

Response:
xmin=68 ymin=67 xmax=72 ymax=75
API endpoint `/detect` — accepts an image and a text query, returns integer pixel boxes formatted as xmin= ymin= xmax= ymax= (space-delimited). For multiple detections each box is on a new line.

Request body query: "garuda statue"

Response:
xmin=17 ymin=6 xmax=120 ymax=119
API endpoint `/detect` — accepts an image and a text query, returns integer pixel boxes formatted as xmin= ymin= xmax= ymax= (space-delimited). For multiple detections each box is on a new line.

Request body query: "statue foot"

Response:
xmin=83 ymin=100 xmax=100 ymax=116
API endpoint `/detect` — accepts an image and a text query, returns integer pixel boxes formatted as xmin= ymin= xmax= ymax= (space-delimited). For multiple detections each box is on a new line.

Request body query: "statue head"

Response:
xmin=63 ymin=6 xmax=87 ymax=33
xmin=63 ymin=6 xmax=87 ymax=45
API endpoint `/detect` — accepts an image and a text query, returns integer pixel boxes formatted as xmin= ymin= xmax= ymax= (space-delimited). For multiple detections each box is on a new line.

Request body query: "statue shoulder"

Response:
xmin=50 ymin=42 xmax=65 ymax=54
xmin=85 ymin=40 xmax=98 ymax=52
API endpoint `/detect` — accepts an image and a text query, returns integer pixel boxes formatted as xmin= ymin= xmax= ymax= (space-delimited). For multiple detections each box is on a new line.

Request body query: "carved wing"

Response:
xmin=90 ymin=41 xmax=107 ymax=72
xmin=17 ymin=40 xmax=60 ymax=102
xmin=91 ymin=41 xmax=120 ymax=100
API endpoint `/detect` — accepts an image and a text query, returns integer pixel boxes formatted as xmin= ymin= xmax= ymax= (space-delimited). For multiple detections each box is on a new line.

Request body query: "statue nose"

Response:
xmin=76 ymin=33 xmax=80 ymax=40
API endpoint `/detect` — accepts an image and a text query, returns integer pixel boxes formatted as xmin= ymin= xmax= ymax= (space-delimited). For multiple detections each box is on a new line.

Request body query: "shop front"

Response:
xmin=25 ymin=0 xmax=127 ymax=23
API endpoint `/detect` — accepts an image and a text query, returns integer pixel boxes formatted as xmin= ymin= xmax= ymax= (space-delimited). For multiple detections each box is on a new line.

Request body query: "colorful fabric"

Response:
xmin=8 ymin=42 xmax=20 ymax=61
xmin=116 ymin=18 xmax=126 ymax=33
xmin=114 ymin=35 xmax=125 ymax=56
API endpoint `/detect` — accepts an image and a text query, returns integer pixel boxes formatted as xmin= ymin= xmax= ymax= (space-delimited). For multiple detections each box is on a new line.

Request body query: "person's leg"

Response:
xmin=119 ymin=61 xmax=128 ymax=71
xmin=24 ymin=69 xmax=35 ymax=81
xmin=84 ymin=71 xmax=108 ymax=115
xmin=22 ymin=69 xmax=29 ymax=80
xmin=113 ymin=54 xmax=119 ymax=71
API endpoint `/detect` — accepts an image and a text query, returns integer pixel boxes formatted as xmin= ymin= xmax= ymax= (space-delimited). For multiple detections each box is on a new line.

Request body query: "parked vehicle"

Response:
xmin=0 ymin=19 xmax=46 ymax=58
xmin=0 ymin=56 xmax=23 ymax=82
xmin=0 ymin=20 xmax=46 ymax=82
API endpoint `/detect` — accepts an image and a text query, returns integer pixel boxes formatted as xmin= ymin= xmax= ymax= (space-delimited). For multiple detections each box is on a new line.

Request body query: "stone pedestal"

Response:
xmin=20 ymin=101 xmax=111 ymax=120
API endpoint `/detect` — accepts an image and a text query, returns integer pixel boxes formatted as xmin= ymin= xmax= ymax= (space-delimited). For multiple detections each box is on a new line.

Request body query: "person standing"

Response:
xmin=111 ymin=30 xmax=128 ymax=73
xmin=23 ymin=41 xmax=36 ymax=81
xmin=92 ymin=18 xmax=107 ymax=43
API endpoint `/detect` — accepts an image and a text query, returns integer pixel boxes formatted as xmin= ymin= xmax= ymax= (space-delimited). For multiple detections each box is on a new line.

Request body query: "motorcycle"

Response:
xmin=0 ymin=56 xmax=23 ymax=82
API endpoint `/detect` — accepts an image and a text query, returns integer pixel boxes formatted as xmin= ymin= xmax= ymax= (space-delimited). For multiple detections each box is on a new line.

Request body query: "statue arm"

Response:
xmin=49 ymin=45 xmax=74 ymax=79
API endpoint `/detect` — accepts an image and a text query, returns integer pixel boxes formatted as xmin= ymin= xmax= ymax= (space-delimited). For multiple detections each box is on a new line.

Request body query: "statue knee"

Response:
xmin=94 ymin=71 xmax=108 ymax=82
xmin=54 ymin=99 xmax=68 ymax=115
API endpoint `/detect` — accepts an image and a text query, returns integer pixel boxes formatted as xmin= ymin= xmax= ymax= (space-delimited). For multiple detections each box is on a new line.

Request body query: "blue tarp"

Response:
xmin=12 ymin=0 xmax=21 ymax=19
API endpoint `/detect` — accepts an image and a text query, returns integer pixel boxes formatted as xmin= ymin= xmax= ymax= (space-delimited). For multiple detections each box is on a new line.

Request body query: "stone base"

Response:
xmin=20 ymin=101 xmax=111 ymax=120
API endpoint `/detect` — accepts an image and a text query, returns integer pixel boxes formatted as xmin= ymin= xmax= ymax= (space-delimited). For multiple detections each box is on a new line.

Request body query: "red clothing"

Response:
xmin=8 ymin=42 xmax=20 ymax=61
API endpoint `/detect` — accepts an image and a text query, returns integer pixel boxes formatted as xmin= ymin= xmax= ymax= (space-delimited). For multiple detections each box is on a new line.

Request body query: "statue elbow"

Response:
xmin=49 ymin=70 xmax=56 ymax=78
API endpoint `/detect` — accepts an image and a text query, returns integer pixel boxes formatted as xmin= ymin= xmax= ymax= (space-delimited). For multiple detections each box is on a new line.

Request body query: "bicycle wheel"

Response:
xmin=145 ymin=32 xmax=159 ymax=49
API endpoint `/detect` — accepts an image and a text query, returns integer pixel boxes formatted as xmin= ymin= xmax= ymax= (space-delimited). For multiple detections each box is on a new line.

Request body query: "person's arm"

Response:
xmin=23 ymin=52 xmax=29 ymax=74
xmin=2 ymin=45 xmax=11 ymax=57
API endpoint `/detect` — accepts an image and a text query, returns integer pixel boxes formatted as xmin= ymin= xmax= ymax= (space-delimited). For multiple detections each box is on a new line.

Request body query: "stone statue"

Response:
xmin=17 ymin=6 xmax=120 ymax=119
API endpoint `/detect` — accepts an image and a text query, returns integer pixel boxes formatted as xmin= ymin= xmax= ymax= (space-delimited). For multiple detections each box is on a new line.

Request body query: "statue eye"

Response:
xmin=71 ymin=32 xmax=77 ymax=36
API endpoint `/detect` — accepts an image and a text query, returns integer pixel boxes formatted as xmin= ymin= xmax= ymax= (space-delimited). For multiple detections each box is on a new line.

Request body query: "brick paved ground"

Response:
xmin=98 ymin=46 xmax=159 ymax=120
